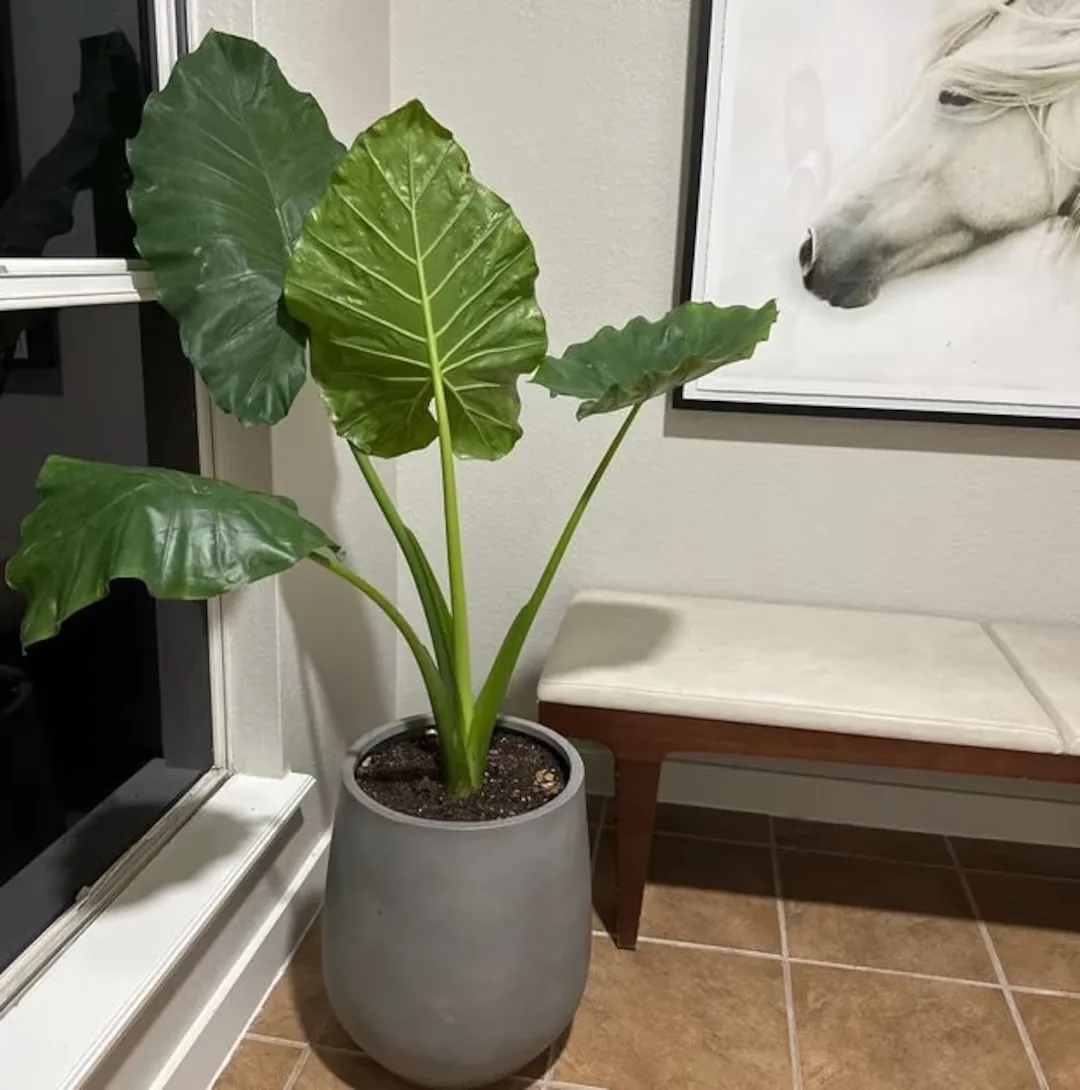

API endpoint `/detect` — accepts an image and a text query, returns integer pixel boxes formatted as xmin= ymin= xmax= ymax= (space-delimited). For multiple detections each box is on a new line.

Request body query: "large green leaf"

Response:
xmin=284 ymin=99 xmax=547 ymax=459
xmin=533 ymin=300 xmax=778 ymax=418
xmin=128 ymin=31 xmax=344 ymax=426
xmin=5 ymin=456 xmax=336 ymax=646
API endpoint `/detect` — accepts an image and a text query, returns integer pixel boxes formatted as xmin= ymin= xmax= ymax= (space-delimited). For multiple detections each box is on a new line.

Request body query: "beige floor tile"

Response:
xmin=968 ymin=872 xmax=1080 ymax=992
xmin=643 ymin=834 xmax=780 ymax=950
xmin=793 ymin=964 xmax=1038 ymax=1090
xmin=954 ymin=838 xmax=1080 ymax=882
xmin=774 ymin=818 xmax=952 ymax=865
xmin=554 ymin=937 xmax=790 ymax=1089
xmin=213 ymin=1038 xmax=304 ymax=1089
xmin=317 ymin=1011 xmax=361 ymax=1051
xmin=781 ymin=851 xmax=994 ymax=980
xmin=592 ymin=831 xmax=781 ymax=951
xmin=293 ymin=1047 xmax=542 ymax=1088
xmin=252 ymin=968 xmax=334 ymax=1043
xmin=1014 ymin=992 xmax=1080 ymax=1089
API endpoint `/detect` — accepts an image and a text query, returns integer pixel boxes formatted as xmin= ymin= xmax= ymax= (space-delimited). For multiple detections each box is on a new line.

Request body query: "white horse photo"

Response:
xmin=802 ymin=0 xmax=1080 ymax=308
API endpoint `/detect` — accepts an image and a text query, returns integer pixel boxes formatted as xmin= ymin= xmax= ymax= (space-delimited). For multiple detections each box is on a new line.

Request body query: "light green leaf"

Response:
xmin=533 ymin=300 xmax=778 ymax=418
xmin=128 ymin=30 xmax=344 ymax=426
xmin=5 ymin=455 xmax=336 ymax=646
xmin=285 ymin=99 xmax=547 ymax=459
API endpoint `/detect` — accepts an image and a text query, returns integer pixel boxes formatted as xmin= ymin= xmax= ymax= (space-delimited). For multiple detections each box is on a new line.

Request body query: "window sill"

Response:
xmin=0 ymin=771 xmax=317 ymax=1089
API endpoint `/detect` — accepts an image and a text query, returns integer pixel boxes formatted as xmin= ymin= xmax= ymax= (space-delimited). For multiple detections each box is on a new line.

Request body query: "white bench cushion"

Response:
xmin=538 ymin=590 xmax=1064 ymax=754
xmin=990 ymin=623 xmax=1080 ymax=756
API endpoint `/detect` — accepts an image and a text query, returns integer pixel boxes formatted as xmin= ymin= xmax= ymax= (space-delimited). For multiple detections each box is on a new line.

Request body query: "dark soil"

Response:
xmin=355 ymin=727 xmax=568 ymax=821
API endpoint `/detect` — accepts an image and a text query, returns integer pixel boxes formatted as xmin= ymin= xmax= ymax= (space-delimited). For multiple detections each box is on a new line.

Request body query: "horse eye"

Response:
xmin=938 ymin=89 xmax=974 ymax=108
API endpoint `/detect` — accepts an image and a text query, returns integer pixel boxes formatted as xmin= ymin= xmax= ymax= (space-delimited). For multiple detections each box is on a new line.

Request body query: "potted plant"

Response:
xmin=5 ymin=32 xmax=776 ymax=1090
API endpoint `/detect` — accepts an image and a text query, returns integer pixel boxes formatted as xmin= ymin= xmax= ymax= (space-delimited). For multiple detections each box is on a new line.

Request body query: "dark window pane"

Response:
xmin=0 ymin=0 xmax=154 ymax=259
xmin=0 ymin=302 xmax=213 ymax=974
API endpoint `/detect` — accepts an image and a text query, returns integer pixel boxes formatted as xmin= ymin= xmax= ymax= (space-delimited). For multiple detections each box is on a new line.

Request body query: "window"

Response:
xmin=0 ymin=0 xmax=216 ymax=983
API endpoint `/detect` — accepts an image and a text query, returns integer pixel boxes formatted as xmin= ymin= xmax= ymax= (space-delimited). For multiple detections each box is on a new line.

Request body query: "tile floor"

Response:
xmin=214 ymin=797 xmax=1080 ymax=1089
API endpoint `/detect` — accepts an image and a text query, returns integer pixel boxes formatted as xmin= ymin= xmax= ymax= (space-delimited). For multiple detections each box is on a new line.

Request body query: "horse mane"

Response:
xmin=929 ymin=1 xmax=1080 ymax=109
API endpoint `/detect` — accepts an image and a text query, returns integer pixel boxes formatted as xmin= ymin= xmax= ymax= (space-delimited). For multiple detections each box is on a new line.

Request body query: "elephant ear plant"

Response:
xmin=5 ymin=32 xmax=776 ymax=798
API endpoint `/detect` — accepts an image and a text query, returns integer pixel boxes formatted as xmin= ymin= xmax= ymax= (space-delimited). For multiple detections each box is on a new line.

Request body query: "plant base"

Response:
xmin=355 ymin=725 xmax=568 ymax=820
xmin=322 ymin=715 xmax=592 ymax=1089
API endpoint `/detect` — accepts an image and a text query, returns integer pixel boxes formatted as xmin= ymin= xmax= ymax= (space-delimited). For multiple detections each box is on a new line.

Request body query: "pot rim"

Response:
xmin=338 ymin=714 xmax=585 ymax=831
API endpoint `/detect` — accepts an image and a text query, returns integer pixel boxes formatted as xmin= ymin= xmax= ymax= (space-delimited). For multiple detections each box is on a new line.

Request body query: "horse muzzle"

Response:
xmin=798 ymin=227 xmax=882 ymax=309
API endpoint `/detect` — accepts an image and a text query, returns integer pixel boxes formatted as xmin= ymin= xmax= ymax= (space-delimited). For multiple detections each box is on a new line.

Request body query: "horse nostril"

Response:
xmin=798 ymin=230 xmax=816 ymax=278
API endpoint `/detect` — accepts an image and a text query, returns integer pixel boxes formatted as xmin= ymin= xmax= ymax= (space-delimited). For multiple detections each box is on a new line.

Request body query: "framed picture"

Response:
xmin=677 ymin=0 xmax=1080 ymax=426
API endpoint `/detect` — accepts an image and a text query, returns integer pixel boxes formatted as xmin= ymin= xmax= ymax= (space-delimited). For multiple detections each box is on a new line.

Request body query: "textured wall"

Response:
xmin=189 ymin=0 xmax=397 ymax=812
xmin=258 ymin=0 xmax=396 ymax=826
xmin=389 ymin=0 xmax=1080 ymax=725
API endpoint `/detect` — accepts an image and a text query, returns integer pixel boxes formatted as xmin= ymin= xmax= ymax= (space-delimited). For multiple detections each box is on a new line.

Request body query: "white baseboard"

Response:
xmin=65 ymin=776 xmax=329 ymax=1090
xmin=579 ymin=744 xmax=1080 ymax=848
xmin=3 ymin=773 xmax=321 ymax=1090
xmin=154 ymin=830 xmax=330 ymax=1090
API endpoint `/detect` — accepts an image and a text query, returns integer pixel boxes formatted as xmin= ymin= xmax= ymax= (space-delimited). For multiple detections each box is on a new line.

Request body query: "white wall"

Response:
xmin=190 ymin=0 xmax=397 ymax=823
xmin=259 ymin=0 xmax=397 ymax=829
xmin=389 ymin=1 xmax=1080 ymax=811
xmin=194 ymin=0 xmax=1080 ymax=825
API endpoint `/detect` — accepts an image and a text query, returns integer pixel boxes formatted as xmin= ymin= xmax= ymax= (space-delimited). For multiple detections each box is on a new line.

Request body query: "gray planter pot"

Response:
xmin=322 ymin=715 xmax=592 ymax=1089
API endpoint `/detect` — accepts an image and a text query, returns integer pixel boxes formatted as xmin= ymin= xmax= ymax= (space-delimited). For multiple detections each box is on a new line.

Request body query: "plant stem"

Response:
xmin=527 ymin=403 xmax=642 ymax=612
xmin=469 ymin=403 xmax=642 ymax=762
xmin=308 ymin=550 xmax=469 ymax=784
xmin=308 ymin=551 xmax=431 ymax=676
xmin=351 ymin=447 xmax=455 ymax=682
xmin=407 ymin=173 xmax=473 ymax=727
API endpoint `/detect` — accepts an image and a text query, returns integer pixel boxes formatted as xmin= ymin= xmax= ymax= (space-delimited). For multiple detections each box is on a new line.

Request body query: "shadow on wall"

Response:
xmin=276 ymin=386 xmax=395 ymax=825
xmin=662 ymin=399 xmax=1080 ymax=462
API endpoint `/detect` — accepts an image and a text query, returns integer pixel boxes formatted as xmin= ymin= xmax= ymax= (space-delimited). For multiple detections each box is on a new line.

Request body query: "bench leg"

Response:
xmin=613 ymin=756 xmax=662 ymax=951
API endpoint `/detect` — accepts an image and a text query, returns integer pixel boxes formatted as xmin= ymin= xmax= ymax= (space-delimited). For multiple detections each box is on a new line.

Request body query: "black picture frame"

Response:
xmin=673 ymin=0 xmax=1080 ymax=430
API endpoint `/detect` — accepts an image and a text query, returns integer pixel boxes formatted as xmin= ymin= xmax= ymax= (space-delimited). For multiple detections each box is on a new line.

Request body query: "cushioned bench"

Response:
xmin=537 ymin=590 xmax=1080 ymax=949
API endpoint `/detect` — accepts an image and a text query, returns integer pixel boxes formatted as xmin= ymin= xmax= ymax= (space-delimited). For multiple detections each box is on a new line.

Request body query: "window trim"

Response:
xmin=0 ymin=258 xmax=156 ymax=309
xmin=0 ymin=0 xmax=236 ymax=1008
xmin=0 ymin=0 xmax=229 ymax=768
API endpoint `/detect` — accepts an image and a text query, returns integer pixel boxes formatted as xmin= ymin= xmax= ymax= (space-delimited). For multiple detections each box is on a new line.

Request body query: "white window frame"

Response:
xmin=0 ymin=0 xmax=233 ymax=1007
xmin=0 ymin=0 xmax=228 ymax=764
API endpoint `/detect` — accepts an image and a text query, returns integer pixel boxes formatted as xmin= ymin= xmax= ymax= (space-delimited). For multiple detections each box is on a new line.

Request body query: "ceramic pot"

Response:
xmin=322 ymin=715 xmax=591 ymax=1088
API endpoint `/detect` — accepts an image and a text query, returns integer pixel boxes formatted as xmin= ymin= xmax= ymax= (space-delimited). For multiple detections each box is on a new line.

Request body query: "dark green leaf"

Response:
xmin=285 ymin=99 xmax=547 ymax=459
xmin=128 ymin=31 xmax=344 ymax=425
xmin=533 ymin=300 xmax=778 ymax=418
xmin=5 ymin=455 xmax=336 ymax=646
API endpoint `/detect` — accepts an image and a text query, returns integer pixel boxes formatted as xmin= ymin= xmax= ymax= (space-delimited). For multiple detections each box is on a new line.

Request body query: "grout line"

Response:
xmin=788 ymin=956 xmax=1000 ymax=992
xmin=630 ymin=932 xmax=783 ymax=961
xmin=595 ymin=931 xmax=1014 ymax=993
xmin=769 ymin=815 xmax=804 ymax=1090
xmin=244 ymin=1032 xmax=308 ymax=1050
xmin=946 ymin=837 xmax=1051 ymax=1090
xmin=281 ymin=1045 xmax=310 ymax=1090
xmin=655 ymin=827 xmax=1080 ymax=883
xmin=539 ymin=1036 xmax=556 ymax=1090
xmin=594 ymin=801 xmax=1080 ymax=885
xmin=654 ymin=829 xmax=772 ymax=849
xmin=1012 ymin=983 xmax=1080 ymax=1001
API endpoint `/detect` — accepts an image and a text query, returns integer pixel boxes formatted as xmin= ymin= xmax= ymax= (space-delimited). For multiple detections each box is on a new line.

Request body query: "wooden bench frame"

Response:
xmin=538 ymin=700 xmax=1080 ymax=950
